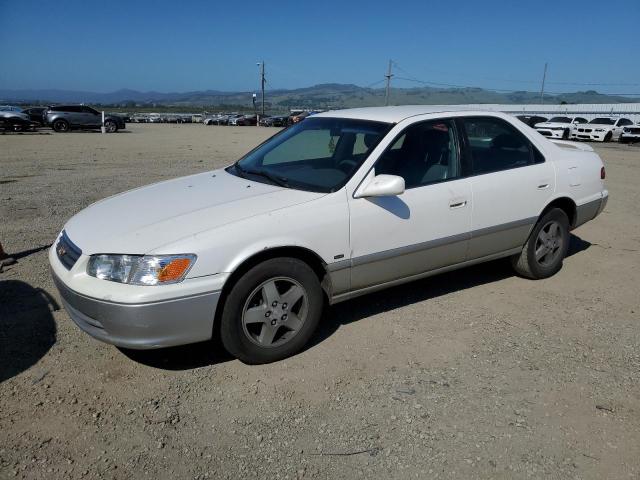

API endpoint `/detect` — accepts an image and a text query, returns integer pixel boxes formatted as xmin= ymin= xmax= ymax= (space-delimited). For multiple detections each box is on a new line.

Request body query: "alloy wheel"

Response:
xmin=534 ymin=220 xmax=564 ymax=267
xmin=241 ymin=277 xmax=308 ymax=348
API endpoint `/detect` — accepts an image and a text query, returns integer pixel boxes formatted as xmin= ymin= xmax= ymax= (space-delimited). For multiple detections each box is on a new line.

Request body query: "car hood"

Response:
xmin=534 ymin=122 xmax=571 ymax=129
xmin=64 ymin=169 xmax=325 ymax=255
xmin=0 ymin=111 xmax=29 ymax=120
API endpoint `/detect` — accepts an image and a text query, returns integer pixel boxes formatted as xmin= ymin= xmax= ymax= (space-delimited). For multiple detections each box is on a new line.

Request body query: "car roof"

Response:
xmin=313 ymin=105 xmax=498 ymax=123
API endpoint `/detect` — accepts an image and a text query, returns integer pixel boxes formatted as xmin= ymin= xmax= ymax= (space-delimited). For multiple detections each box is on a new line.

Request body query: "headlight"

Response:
xmin=87 ymin=254 xmax=196 ymax=285
xmin=595 ymin=128 xmax=605 ymax=132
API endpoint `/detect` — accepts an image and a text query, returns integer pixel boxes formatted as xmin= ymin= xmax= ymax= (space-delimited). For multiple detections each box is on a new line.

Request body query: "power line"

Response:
xmin=392 ymin=75 xmax=640 ymax=97
xmin=391 ymin=60 xmax=640 ymax=91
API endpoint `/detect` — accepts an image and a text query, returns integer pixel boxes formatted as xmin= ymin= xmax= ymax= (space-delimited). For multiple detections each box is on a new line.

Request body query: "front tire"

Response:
xmin=562 ymin=128 xmax=569 ymax=140
xmin=603 ymin=132 xmax=612 ymax=142
xmin=511 ymin=208 xmax=570 ymax=279
xmin=52 ymin=119 xmax=70 ymax=132
xmin=220 ymin=258 xmax=323 ymax=364
xmin=104 ymin=119 xmax=118 ymax=133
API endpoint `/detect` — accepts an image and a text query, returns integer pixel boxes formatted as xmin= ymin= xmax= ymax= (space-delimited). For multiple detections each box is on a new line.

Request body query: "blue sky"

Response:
xmin=1 ymin=0 xmax=638 ymax=95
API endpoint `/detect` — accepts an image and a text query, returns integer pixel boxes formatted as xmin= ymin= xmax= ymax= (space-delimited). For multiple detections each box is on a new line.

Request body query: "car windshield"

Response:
xmin=229 ymin=117 xmax=392 ymax=193
xmin=548 ymin=117 xmax=571 ymax=123
xmin=590 ymin=118 xmax=615 ymax=125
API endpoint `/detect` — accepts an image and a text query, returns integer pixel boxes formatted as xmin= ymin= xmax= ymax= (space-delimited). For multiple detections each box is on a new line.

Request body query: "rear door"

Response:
xmin=460 ymin=116 xmax=555 ymax=259
xmin=81 ymin=106 xmax=101 ymax=127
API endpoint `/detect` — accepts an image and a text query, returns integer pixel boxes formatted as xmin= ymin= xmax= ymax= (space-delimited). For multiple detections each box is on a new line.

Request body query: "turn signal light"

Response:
xmin=158 ymin=258 xmax=192 ymax=282
xmin=601 ymin=166 xmax=606 ymax=180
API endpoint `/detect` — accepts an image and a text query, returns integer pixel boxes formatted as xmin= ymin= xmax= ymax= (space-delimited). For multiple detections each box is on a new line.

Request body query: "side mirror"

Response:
xmin=355 ymin=174 xmax=405 ymax=198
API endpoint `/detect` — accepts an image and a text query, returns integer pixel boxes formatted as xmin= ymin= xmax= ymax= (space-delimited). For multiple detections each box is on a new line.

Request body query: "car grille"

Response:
xmin=56 ymin=231 xmax=82 ymax=270
xmin=628 ymin=128 xmax=640 ymax=134
xmin=578 ymin=128 xmax=593 ymax=133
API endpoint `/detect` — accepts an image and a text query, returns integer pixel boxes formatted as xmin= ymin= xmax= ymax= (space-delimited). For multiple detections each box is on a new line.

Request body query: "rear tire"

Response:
xmin=52 ymin=119 xmax=70 ymax=132
xmin=220 ymin=258 xmax=323 ymax=364
xmin=511 ymin=208 xmax=570 ymax=279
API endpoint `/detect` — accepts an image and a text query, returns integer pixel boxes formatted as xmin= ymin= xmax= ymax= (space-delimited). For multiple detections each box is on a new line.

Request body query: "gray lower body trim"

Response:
xmin=467 ymin=217 xmax=536 ymax=259
xmin=574 ymin=196 xmax=606 ymax=229
xmin=332 ymin=217 xmax=536 ymax=294
xmin=52 ymin=273 xmax=220 ymax=349
xmin=332 ymin=247 xmax=522 ymax=304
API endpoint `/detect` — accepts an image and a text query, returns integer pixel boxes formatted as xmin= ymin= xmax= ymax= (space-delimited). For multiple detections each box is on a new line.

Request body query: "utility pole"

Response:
xmin=260 ymin=61 xmax=265 ymax=116
xmin=540 ymin=62 xmax=548 ymax=104
xmin=384 ymin=59 xmax=393 ymax=106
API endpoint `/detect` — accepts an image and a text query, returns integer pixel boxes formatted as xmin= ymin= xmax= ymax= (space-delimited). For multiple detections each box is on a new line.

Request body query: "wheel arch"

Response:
xmin=540 ymin=196 xmax=577 ymax=228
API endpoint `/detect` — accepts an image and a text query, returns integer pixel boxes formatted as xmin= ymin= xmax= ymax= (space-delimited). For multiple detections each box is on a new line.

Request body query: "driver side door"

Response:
xmin=348 ymin=119 xmax=472 ymax=291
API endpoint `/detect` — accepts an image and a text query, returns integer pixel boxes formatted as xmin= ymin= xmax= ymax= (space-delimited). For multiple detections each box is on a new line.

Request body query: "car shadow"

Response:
xmin=121 ymin=234 xmax=591 ymax=370
xmin=0 ymin=281 xmax=58 ymax=383
xmin=118 ymin=338 xmax=234 ymax=370
xmin=307 ymin=233 xmax=592 ymax=350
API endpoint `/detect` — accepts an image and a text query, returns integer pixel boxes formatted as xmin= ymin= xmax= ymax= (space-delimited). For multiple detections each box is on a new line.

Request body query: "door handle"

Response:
xmin=449 ymin=200 xmax=467 ymax=209
xmin=537 ymin=183 xmax=550 ymax=190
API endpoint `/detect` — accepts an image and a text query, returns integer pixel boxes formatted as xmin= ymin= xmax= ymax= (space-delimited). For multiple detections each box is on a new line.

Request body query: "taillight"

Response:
xmin=601 ymin=166 xmax=606 ymax=180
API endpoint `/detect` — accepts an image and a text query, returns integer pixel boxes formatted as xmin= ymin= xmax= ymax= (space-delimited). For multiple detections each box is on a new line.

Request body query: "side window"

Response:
xmin=375 ymin=120 xmax=460 ymax=188
xmin=618 ymin=119 xmax=632 ymax=126
xmin=461 ymin=117 xmax=535 ymax=175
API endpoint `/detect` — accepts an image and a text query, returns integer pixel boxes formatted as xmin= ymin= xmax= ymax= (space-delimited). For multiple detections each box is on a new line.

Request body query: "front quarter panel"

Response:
xmin=149 ymin=190 xmax=351 ymax=280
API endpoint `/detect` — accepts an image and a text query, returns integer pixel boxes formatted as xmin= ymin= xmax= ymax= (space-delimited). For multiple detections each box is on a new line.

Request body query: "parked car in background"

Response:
xmin=21 ymin=107 xmax=47 ymax=126
xmin=290 ymin=111 xmax=309 ymax=124
xmin=259 ymin=115 xmax=288 ymax=127
xmin=236 ymin=114 xmax=258 ymax=126
xmin=50 ymin=106 xmax=608 ymax=364
xmin=0 ymin=110 xmax=38 ymax=131
xmin=534 ymin=116 xmax=588 ymax=139
xmin=203 ymin=115 xmax=221 ymax=125
xmin=227 ymin=114 xmax=245 ymax=126
xmin=0 ymin=105 xmax=23 ymax=112
xmin=572 ymin=117 xmax=633 ymax=142
xmin=619 ymin=122 xmax=640 ymax=144
xmin=516 ymin=115 xmax=548 ymax=128
xmin=44 ymin=105 xmax=126 ymax=133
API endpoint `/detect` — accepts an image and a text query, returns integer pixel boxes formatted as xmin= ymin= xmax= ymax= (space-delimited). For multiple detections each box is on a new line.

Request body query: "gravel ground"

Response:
xmin=1 ymin=124 xmax=639 ymax=480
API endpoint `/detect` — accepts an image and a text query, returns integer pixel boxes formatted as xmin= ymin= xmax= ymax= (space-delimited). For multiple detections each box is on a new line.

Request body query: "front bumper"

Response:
xmin=535 ymin=128 xmax=566 ymax=139
xmin=571 ymin=130 xmax=608 ymax=141
xmin=52 ymin=271 xmax=220 ymax=349
xmin=620 ymin=132 xmax=640 ymax=143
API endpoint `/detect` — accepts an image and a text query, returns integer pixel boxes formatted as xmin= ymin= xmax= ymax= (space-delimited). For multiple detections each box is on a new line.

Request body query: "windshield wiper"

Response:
xmin=234 ymin=163 xmax=289 ymax=188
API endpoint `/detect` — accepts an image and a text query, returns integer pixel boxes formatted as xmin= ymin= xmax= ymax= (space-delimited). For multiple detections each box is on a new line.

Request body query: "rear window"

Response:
xmin=548 ymin=117 xmax=571 ymax=123
xmin=590 ymin=118 xmax=615 ymax=125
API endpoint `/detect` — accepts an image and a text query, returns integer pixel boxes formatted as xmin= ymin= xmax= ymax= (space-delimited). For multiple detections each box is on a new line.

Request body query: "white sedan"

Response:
xmin=50 ymin=106 xmax=608 ymax=364
xmin=534 ymin=116 xmax=588 ymax=139
xmin=572 ymin=117 xmax=634 ymax=142
xmin=619 ymin=122 xmax=640 ymax=144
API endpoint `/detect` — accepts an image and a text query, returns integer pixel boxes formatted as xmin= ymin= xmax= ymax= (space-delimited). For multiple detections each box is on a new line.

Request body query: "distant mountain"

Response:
xmin=0 ymin=84 xmax=637 ymax=109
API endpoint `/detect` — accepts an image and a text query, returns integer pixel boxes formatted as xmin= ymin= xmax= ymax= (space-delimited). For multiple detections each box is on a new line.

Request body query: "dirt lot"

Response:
xmin=1 ymin=124 xmax=639 ymax=479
